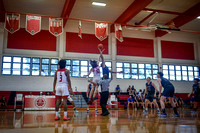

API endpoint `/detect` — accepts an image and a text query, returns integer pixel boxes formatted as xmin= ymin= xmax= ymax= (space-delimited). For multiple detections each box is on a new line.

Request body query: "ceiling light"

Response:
xmin=197 ymin=16 xmax=200 ymax=19
xmin=92 ymin=2 xmax=106 ymax=6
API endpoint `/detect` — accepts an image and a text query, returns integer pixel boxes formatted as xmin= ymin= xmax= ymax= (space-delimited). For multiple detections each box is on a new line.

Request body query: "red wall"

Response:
xmin=7 ymin=28 xmax=56 ymax=51
xmin=161 ymin=40 xmax=194 ymax=60
xmin=117 ymin=37 xmax=154 ymax=57
xmin=66 ymin=32 xmax=108 ymax=54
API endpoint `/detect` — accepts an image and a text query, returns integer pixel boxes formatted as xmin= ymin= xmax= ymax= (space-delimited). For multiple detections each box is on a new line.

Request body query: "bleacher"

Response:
xmin=0 ymin=91 xmax=192 ymax=110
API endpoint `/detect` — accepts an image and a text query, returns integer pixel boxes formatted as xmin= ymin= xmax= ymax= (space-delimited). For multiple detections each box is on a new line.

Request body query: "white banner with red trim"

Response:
xmin=5 ymin=13 xmax=20 ymax=34
xmin=49 ymin=18 xmax=63 ymax=37
xmin=115 ymin=24 xmax=123 ymax=42
xmin=26 ymin=15 xmax=41 ymax=35
xmin=95 ymin=22 xmax=108 ymax=41
xmin=78 ymin=21 xmax=82 ymax=39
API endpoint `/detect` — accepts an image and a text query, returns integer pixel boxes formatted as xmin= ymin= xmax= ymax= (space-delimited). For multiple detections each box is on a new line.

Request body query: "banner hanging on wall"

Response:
xmin=5 ymin=13 xmax=20 ymax=34
xmin=115 ymin=24 xmax=123 ymax=42
xmin=78 ymin=21 xmax=82 ymax=39
xmin=95 ymin=22 xmax=108 ymax=41
xmin=49 ymin=18 xmax=63 ymax=37
xmin=26 ymin=15 xmax=41 ymax=35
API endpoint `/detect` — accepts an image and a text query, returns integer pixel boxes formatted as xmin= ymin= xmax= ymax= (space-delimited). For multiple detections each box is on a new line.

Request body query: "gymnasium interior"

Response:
xmin=0 ymin=0 xmax=200 ymax=133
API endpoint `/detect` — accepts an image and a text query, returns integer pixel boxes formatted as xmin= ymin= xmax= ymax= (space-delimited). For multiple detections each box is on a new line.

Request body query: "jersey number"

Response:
xmin=59 ymin=74 xmax=62 ymax=82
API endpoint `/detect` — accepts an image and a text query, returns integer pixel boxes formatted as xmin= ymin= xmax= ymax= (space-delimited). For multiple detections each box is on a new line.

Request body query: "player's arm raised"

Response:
xmin=84 ymin=68 xmax=92 ymax=77
xmin=53 ymin=71 xmax=57 ymax=94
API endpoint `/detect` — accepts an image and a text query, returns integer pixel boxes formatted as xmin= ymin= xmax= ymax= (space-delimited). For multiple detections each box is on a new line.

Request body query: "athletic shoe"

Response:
xmin=74 ymin=109 xmax=79 ymax=113
xmin=157 ymin=110 xmax=161 ymax=114
xmin=63 ymin=116 xmax=70 ymax=121
xmin=55 ymin=116 xmax=60 ymax=121
xmin=95 ymin=110 xmax=99 ymax=114
xmin=102 ymin=111 xmax=110 ymax=116
xmin=87 ymin=110 xmax=89 ymax=113
xmin=172 ymin=113 xmax=180 ymax=117
xmin=158 ymin=113 xmax=167 ymax=118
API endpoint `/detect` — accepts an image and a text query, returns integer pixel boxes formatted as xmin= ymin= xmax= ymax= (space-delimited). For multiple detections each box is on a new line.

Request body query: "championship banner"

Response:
xmin=78 ymin=21 xmax=82 ymax=39
xmin=49 ymin=18 xmax=63 ymax=37
xmin=95 ymin=22 xmax=108 ymax=41
xmin=26 ymin=15 xmax=41 ymax=35
xmin=5 ymin=13 xmax=20 ymax=34
xmin=115 ymin=24 xmax=123 ymax=42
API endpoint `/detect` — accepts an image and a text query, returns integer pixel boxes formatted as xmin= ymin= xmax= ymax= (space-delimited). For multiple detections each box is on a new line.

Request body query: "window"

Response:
xmin=105 ymin=61 xmax=112 ymax=78
xmin=138 ymin=64 xmax=145 ymax=79
xmin=116 ymin=62 xmax=158 ymax=80
xmin=50 ymin=59 xmax=58 ymax=76
xmin=12 ymin=57 xmax=21 ymax=75
xmin=131 ymin=63 xmax=138 ymax=79
xmin=116 ymin=62 xmax=123 ymax=79
xmin=152 ymin=64 xmax=159 ymax=79
xmin=72 ymin=60 xmax=80 ymax=77
xmin=80 ymin=60 xmax=88 ymax=77
xmin=32 ymin=58 xmax=40 ymax=76
xmin=41 ymin=58 xmax=49 ymax=76
xmin=22 ymin=57 xmax=31 ymax=75
xmin=163 ymin=64 xmax=199 ymax=81
xmin=2 ymin=56 xmax=12 ymax=75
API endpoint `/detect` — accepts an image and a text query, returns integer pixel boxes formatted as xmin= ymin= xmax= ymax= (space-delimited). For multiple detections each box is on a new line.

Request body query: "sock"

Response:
xmin=56 ymin=112 xmax=59 ymax=116
xmin=162 ymin=108 xmax=166 ymax=114
xmin=87 ymin=108 xmax=89 ymax=110
xmin=74 ymin=107 xmax=76 ymax=110
xmin=64 ymin=111 xmax=67 ymax=117
xmin=145 ymin=108 xmax=148 ymax=111
xmin=157 ymin=108 xmax=160 ymax=111
xmin=95 ymin=108 xmax=97 ymax=111
xmin=59 ymin=108 xmax=61 ymax=111
xmin=173 ymin=107 xmax=178 ymax=114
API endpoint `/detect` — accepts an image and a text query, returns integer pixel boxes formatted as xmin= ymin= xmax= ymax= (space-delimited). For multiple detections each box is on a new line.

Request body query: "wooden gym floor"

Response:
xmin=0 ymin=109 xmax=200 ymax=133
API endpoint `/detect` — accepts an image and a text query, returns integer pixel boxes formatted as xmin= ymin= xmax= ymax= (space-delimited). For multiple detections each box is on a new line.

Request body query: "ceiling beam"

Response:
xmin=155 ymin=2 xmax=200 ymax=37
xmin=143 ymin=8 xmax=182 ymax=16
xmin=137 ymin=11 xmax=155 ymax=25
xmin=111 ymin=0 xmax=153 ymax=32
xmin=0 ymin=0 xmax=5 ymax=22
xmin=61 ymin=0 xmax=76 ymax=27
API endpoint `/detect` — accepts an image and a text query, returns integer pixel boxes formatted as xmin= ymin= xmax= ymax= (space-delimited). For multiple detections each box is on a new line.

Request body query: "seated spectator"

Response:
xmin=127 ymin=96 xmax=134 ymax=109
xmin=177 ymin=97 xmax=184 ymax=108
xmin=131 ymin=86 xmax=137 ymax=96
xmin=137 ymin=89 xmax=143 ymax=98
xmin=0 ymin=96 xmax=7 ymax=108
xmin=127 ymin=86 xmax=131 ymax=94
xmin=115 ymin=85 xmax=120 ymax=96
xmin=136 ymin=95 xmax=144 ymax=110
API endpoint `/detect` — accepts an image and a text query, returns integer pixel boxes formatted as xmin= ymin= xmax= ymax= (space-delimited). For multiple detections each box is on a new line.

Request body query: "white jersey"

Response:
xmin=92 ymin=66 xmax=101 ymax=83
xmin=56 ymin=68 xmax=69 ymax=96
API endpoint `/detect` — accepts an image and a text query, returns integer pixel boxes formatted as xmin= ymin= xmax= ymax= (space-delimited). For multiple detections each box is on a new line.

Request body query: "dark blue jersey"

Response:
xmin=160 ymin=77 xmax=174 ymax=89
xmin=102 ymin=65 xmax=109 ymax=79
xmin=193 ymin=83 xmax=200 ymax=95
xmin=146 ymin=82 xmax=155 ymax=95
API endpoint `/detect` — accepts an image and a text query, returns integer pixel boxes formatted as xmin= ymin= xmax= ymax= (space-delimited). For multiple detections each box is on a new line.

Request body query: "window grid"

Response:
xmin=50 ymin=59 xmax=58 ymax=76
xmin=2 ymin=56 xmax=12 ymax=75
xmin=41 ymin=58 xmax=50 ymax=76
xmin=162 ymin=64 xmax=199 ymax=81
xmin=31 ymin=58 xmax=41 ymax=76
xmin=22 ymin=57 xmax=31 ymax=76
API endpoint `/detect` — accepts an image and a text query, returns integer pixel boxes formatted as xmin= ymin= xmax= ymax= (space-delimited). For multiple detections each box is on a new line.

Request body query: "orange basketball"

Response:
xmin=98 ymin=44 xmax=103 ymax=49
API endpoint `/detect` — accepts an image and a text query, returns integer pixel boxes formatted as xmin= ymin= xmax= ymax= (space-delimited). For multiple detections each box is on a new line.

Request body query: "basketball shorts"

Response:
xmin=56 ymin=85 xmax=69 ymax=98
xmin=161 ymin=86 xmax=174 ymax=97
xmin=93 ymin=77 xmax=101 ymax=83
xmin=146 ymin=94 xmax=155 ymax=102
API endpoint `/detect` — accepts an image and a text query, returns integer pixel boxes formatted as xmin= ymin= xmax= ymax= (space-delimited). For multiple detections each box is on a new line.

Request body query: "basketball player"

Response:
xmin=86 ymin=83 xmax=99 ymax=114
xmin=143 ymin=77 xmax=160 ymax=114
xmin=84 ymin=60 xmax=101 ymax=104
xmin=53 ymin=59 xmax=71 ymax=121
xmin=188 ymin=78 xmax=200 ymax=112
xmin=157 ymin=72 xmax=179 ymax=117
